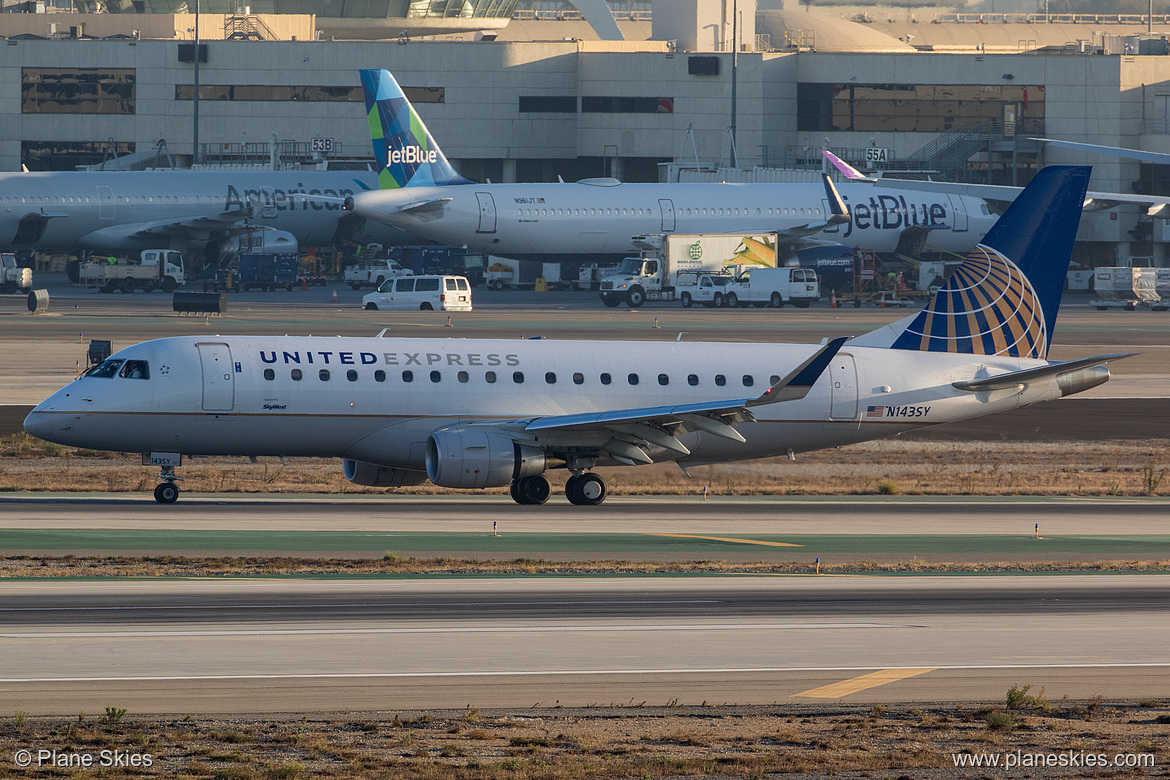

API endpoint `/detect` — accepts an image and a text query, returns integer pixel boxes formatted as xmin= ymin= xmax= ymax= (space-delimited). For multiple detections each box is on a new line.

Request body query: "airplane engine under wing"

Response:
xmin=425 ymin=429 xmax=545 ymax=489
xmin=342 ymin=459 xmax=429 ymax=487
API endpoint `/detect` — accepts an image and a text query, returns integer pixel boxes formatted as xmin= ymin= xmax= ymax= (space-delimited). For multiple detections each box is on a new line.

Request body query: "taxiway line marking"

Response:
xmin=651 ymin=533 xmax=803 ymax=547
xmin=2 ymin=664 xmax=1168 ymax=685
xmin=793 ymin=668 xmax=936 ymax=699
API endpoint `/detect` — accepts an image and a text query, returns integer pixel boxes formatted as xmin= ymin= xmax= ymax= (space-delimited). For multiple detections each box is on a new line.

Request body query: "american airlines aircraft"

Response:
xmin=342 ymin=69 xmax=998 ymax=263
xmin=0 ymin=169 xmax=406 ymax=264
xmin=24 ymin=166 xmax=1131 ymax=506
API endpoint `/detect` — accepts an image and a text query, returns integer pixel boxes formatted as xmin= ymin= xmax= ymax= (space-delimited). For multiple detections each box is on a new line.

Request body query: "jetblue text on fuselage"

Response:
xmin=226 ymin=184 xmax=355 ymax=213
xmin=840 ymin=195 xmax=948 ymax=238
xmin=259 ymin=350 xmax=521 ymax=367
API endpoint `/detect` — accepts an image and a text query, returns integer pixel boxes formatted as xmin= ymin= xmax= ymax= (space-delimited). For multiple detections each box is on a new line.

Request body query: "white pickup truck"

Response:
xmin=1 ymin=253 xmax=32 ymax=294
xmin=345 ymin=259 xmax=408 ymax=290
xmin=676 ymin=271 xmax=735 ymax=308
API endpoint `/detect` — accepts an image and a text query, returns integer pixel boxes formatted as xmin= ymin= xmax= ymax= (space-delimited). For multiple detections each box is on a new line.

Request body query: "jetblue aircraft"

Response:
xmin=824 ymin=147 xmax=1170 ymax=218
xmin=24 ymin=166 xmax=1131 ymax=505
xmin=342 ymin=69 xmax=997 ymax=263
xmin=0 ymin=169 xmax=407 ymax=264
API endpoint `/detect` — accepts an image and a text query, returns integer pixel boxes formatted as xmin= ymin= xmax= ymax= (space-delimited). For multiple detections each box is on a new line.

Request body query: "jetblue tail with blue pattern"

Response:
xmin=860 ymin=166 xmax=1090 ymax=360
xmin=360 ymin=68 xmax=471 ymax=189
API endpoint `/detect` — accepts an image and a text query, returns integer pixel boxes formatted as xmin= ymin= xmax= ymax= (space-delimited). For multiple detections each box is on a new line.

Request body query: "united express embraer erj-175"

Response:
xmin=24 ymin=166 xmax=1132 ymax=505
xmin=341 ymin=69 xmax=998 ymax=263
xmin=0 ymin=169 xmax=405 ymax=263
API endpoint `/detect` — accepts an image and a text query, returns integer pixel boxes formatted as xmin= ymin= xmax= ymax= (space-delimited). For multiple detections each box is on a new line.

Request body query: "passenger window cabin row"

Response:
xmin=262 ymin=367 xmax=782 ymax=388
xmin=516 ymin=206 xmax=823 ymax=218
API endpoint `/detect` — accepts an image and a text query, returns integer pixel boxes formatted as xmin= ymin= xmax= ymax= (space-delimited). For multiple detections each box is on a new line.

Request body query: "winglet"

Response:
xmin=822 ymin=174 xmax=851 ymax=225
xmin=823 ymin=151 xmax=872 ymax=181
xmin=747 ymin=336 xmax=848 ymax=406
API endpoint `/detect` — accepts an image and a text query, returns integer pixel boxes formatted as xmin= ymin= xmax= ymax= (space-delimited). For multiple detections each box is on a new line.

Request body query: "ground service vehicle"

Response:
xmin=78 ymin=250 xmax=185 ymax=293
xmin=0 ymin=253 xmax=31 ymax=294
xmin=345 ymin=258 xmax=408 ymax=290
xmin=362 ymin=275 xmax=472 ymax=311
xmin=676 ymin=272 xmax=734 ymax=307
xmin=238 ymin=254 xmax=298 ymax=292
xmin=599 ymin=233 xmax=777 ymax=308
xmin=1092 ymin=267 xmax=1161 ymax=310
xmin=726 ymin=266 xmax=820 ymax=308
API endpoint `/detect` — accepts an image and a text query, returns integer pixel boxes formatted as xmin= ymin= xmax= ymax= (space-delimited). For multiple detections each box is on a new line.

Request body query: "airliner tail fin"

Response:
xmin=359 ymin=68 xmax=470 ymax=189
xmin=852 ymin=166 xmax=1091 ymax=360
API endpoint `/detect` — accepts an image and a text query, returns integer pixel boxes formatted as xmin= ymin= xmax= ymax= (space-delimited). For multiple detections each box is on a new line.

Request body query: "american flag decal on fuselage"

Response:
xmin=865 ymin=406 xmax=885 ymax=418
xmin=890 ymin=245 xmax=1047 ymax=359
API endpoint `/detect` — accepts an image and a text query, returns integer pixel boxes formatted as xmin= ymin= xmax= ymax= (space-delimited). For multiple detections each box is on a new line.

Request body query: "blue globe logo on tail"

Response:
xmin=887 ymin=166 xmax=1091 ymax=361
xmin=891 ymin=245 xmax=1047 ymax=358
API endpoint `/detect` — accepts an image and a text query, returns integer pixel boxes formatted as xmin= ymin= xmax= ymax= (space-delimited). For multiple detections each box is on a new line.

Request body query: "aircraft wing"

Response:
xmin=119 ymin=208 xmax=256 ymax=239
xmin=866 ymin=178 xmax=1170 ymax=217
xmin=514 ymin=337 xmax=846 ymax=462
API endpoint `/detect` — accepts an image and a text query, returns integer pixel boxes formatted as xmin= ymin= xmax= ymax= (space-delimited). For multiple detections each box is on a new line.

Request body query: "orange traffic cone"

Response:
xmin=830 ymin=290 xmax=837 ymax=308
xmin=301 ymin=277 xmax=308 ymax=291
xmin=331 ymin=286 xmax=338 ymax=302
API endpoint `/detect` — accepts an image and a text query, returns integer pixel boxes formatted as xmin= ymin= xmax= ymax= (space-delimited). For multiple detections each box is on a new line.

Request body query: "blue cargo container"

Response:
xmin=238 ymin=254 xmax=298 ymax=291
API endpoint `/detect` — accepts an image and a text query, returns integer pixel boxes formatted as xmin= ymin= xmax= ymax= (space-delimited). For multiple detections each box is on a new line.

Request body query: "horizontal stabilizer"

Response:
xmin=951 ymin=352 xmax=1136 ymax=392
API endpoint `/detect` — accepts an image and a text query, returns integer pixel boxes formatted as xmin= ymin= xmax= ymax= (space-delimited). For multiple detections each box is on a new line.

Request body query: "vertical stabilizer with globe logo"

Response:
xmin=853 ymin=166 xmax=1091 ymax=360
xmin=360 ymin=68 xmax=471 ymax=189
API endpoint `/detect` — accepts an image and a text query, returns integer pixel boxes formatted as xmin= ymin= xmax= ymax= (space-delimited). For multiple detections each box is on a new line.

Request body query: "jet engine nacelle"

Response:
xmin=425 ymin=429 xmax=545 ymax=489
xmin=342 ymin=459 xmax=428 ymax=487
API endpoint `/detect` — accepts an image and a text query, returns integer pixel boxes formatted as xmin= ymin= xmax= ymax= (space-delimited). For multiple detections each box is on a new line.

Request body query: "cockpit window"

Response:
xmin=119 ymin=360 xmax=150 ymax=380
xmin=86 ymin=359 xmax=123 ymax=378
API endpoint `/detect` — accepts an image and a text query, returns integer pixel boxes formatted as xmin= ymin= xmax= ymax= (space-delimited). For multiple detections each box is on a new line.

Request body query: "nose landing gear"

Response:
xmin=153 ymin=464 xmax=183 ymax=504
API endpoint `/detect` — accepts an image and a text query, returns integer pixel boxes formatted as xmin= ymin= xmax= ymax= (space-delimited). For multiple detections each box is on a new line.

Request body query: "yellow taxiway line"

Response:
xmin=650 ymin=534 xmax=803 ymax=548
xmin=793 ymin=668 xmax=936 ymax=699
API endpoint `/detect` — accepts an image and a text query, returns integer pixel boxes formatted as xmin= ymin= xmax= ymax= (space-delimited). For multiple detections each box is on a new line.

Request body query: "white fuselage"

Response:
xmin=350 ymin=181 xmax=996 ymax=261
xmin=25 ymin=334 xmax=1059 ymax=472
xmin=0 ymin=170 xmax=406 ymax=253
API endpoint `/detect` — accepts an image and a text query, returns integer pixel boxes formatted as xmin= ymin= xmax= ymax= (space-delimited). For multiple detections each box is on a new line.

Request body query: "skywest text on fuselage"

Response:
xmin=259 ymin=350 xmax=522 ymax=367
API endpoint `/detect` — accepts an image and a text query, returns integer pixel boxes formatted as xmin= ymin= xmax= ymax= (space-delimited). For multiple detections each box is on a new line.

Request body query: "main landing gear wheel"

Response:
xmin=565 ymin=473 xmax=606 ymax=505
xmin=510 ymin=474 xmax=551 ymax=505
xmin=153 ymin=482 xmax=180 ymax=504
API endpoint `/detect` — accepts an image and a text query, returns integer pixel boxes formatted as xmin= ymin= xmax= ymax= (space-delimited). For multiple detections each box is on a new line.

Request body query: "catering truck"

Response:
xmin=598 ymin=233 xmax=777 ymax=308
xmin=78 ymin=250 xmax=186 ymax=293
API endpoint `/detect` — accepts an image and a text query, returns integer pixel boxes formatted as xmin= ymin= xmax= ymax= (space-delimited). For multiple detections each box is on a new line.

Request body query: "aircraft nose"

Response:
xmin=23 ymin=409 xmax=53 ymax=440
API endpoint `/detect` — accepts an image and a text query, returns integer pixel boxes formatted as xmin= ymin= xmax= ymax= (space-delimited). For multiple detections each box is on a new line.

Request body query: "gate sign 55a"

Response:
xmin=865 ymin=147 xmax=888 ymax=163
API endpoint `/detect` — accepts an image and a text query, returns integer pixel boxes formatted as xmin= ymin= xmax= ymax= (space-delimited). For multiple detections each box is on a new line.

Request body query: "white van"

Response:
xmin=362 ymin=275 xmax=473 ymax=312
xmin=727 ymin=266 xmax=819 ymax=308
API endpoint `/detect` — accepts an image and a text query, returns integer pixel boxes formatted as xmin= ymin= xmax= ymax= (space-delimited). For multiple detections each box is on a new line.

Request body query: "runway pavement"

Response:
xmin=2 ymin=576 xmax=1167 ymax=714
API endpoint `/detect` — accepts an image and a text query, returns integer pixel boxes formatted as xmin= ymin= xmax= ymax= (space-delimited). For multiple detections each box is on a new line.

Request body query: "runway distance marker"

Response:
xmin=794 ymin=668 xmax=936 ymax=699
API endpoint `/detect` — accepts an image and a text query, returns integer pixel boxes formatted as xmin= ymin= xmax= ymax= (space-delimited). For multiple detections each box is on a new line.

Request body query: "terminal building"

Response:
xmin=5 ymin=0 xmax=1170 ymax=264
